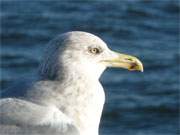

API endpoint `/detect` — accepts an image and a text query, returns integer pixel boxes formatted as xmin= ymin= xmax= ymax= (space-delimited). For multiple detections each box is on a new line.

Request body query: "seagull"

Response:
xmin=0 ymin=31 xmax=143 ymax=135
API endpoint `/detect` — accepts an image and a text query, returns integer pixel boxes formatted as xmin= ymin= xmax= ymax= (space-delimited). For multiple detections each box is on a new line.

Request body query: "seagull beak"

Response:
xmin=102 ymin=51 xmax=144 ymax=72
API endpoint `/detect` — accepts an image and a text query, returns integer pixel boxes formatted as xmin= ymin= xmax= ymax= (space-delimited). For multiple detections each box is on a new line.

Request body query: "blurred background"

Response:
xmin=0 ymin=0 xmax=179 ymax=135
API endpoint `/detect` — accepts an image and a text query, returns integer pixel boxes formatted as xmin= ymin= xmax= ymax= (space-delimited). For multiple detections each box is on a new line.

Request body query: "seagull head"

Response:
xmin=39 ymin=31 xmax=143 ymax=80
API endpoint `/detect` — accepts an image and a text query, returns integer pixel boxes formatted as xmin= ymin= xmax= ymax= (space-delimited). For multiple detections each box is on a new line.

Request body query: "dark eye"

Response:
xmin=88 ymin=47 xmax=101 ymax=54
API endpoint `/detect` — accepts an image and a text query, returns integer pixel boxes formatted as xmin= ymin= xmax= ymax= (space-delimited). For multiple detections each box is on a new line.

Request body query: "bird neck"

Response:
xmin=59 ymin=77 xmax=105 ymax=135
xmin=59 ymin=74 xmax=106 ymax=134
xmin=36 ymin=66 xmax=105 ymax=135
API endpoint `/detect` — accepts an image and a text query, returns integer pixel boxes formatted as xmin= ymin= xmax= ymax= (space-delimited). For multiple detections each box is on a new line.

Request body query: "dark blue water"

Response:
xmin=0 ymin=0 xmax=179 ymax=135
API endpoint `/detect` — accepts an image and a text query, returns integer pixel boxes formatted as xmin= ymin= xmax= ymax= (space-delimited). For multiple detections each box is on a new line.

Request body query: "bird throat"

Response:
xmin=53 ymin=73 xmax=105 ymax=135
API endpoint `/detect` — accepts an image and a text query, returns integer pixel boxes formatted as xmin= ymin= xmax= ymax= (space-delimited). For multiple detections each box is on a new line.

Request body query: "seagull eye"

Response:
xmin=88 ymin=47 xmax=101 ymax=55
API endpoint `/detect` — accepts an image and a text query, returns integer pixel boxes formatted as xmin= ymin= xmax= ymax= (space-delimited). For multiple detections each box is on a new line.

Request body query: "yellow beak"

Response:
xmin=102 ymin=51 xmax=143 ymax=72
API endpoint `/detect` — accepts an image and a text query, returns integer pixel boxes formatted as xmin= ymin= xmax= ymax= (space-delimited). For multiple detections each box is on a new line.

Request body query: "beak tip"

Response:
xmin=129 ymin=60 xmax=144 ymax=72
xmin=139 ymin=66 xmax=144 ymax=73
xmin=136 ymin=59 xmax=144 ymax=72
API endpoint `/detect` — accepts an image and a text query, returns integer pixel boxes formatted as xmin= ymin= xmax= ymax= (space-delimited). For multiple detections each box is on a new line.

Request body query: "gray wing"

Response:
xmin=0 ymin=98 xmax=79 ymax=135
